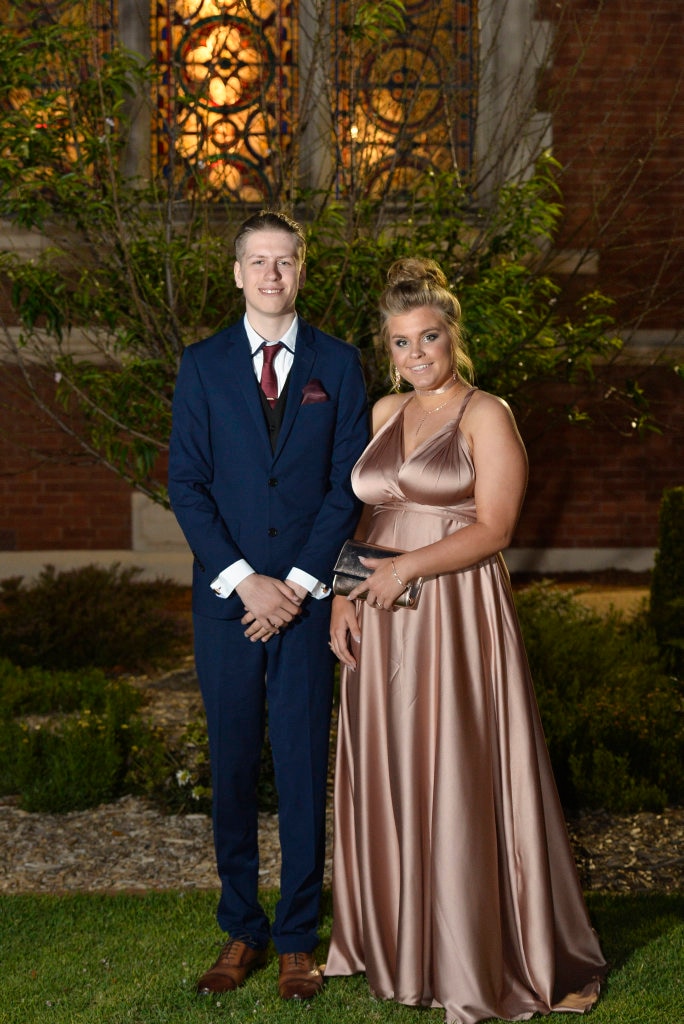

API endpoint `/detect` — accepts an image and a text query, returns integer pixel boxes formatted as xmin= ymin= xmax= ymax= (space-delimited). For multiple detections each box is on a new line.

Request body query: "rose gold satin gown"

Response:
xmin=325 ymin=390 xmax=606 ymax=1024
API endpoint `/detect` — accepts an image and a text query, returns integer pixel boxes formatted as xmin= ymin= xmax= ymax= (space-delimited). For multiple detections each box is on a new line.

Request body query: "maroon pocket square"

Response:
xmin=301 ymin=380 xmax=329 ymax=405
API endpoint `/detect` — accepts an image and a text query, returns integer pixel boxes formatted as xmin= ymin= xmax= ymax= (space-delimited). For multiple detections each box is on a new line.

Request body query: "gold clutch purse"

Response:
xmin=332 ymin=539 xmax=423 ymax=608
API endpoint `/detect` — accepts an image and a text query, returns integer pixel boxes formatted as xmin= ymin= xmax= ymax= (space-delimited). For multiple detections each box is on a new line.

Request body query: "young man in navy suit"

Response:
xmin=168 ymin=211 xmax=368 ymax=999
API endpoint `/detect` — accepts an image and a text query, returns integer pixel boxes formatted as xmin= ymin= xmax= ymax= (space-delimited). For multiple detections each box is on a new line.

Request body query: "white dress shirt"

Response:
xmin=210 ymin=314 xmax=330 ymax=601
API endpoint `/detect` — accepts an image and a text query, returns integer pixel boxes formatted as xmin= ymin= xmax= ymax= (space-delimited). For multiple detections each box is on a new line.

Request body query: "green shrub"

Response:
xmin=0 ymin=661 xmax=168 ymax=812
xmin=515 ymin=583 xmax=684 ymax=813
xmin=0 ymin=564 xmax=190 ymax=673
xmin=650 ymin=486 xmax=684 ymax=673
xmin=138 ymin=715 xmax=212 ymax=816
xmin=152 ymin=714 xmax=278 ymax=816
xmin=0 ymin=658 xmax=117 ymax=718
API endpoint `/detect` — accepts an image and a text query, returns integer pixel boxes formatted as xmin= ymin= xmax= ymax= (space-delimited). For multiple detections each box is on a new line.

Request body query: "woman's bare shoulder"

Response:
xmin=372 ymin=392 xmax=409 ymax=433
xmin=465 ymin=388 xmax=516 ymax=422
xmin=462 ymin=388 xmax=523 ymax=444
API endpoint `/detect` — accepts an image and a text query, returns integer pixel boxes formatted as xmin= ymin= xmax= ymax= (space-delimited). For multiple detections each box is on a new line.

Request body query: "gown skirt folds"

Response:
xmin=325 ymin=392 xmax=606 ymax=1024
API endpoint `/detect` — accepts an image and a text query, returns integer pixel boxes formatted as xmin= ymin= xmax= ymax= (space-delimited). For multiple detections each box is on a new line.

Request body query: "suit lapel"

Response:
xmin=217 ymin=323 xmax=273 ymax=460
xmin=273 ymin=320 xmax=316 ymax=461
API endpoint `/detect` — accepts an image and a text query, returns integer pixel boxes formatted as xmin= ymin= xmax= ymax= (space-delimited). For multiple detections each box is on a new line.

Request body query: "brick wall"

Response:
xmin=0 ymin=366 xmax=131 ymax=552
xmin=1 ymin=363 xmax=681 ymax=555
xmin=516 ymin=369 xmax=683 ymax=549
xmin=0 ymin=1 xmax=682 ymax=558
xmin=539 ymin=0 xmax=684 ymax=326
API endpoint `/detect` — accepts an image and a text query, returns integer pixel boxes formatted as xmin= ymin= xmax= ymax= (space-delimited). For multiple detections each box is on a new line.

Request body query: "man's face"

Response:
xmin=234 ymin=228 xmax=305 ymax=322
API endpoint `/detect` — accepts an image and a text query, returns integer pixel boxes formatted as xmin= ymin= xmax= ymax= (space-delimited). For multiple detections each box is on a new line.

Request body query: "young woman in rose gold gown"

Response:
xmin=326 ymin=259 xmax=606 ymax=1024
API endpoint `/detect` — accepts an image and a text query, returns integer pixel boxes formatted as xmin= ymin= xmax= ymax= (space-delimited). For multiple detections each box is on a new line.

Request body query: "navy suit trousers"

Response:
xmin=193 ymin=599 xmax=335 ymax=953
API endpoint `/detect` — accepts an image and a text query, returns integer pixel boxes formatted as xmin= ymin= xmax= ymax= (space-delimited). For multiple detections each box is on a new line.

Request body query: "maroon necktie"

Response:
xmin=260 ymin=342 xmax=283 ymax=406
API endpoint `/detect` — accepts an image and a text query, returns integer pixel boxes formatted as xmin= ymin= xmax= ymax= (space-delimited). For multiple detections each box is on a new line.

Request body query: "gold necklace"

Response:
xmin=413 ymin=386 xmax=462 ymax=436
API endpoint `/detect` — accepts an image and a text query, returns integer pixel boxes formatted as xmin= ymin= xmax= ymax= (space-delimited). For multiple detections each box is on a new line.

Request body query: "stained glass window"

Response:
xmin=151 ymin=1 xmax=297 ymax=201
xmin=333 ymin=0 xmax=477 ymax=197
xmin=0 ymin=0 xmax=116 ymax=46
xmin=151 ymin=1 xmax=477 ymax=202
xmin=1 ymin=0 xmax=117 ymax=174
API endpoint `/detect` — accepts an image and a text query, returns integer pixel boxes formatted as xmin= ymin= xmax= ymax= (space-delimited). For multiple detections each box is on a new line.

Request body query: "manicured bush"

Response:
xmin=3 ymin=576 xmax=681 ymax=817
xmin=0 ymin=658 xmax=117 ymax=718
xmin=0 ymin=660 xmax=168 ymax=812
xmin=650 ymin=486 xmax=684 ymax=674
xmin=515 ymin=583 xmax=684 ymax=813
xmin=0 ymin=564 xmax=190 ymax=673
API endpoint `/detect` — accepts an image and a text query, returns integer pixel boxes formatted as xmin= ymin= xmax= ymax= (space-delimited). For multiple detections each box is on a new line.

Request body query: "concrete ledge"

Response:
xmin=131 ymin=493 xmax=187 ymax=552
xmin=0 ymin=547 xmax=654 ymax=586
xmin=0 ymin=550 xmax=194 ymax=586
xmin=504 ymin=547 xmax=654 ymax=575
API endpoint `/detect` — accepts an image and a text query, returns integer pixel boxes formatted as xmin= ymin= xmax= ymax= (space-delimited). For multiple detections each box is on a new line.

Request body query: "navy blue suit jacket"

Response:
xmin=168 ymin=318 xmax=369 ymax=619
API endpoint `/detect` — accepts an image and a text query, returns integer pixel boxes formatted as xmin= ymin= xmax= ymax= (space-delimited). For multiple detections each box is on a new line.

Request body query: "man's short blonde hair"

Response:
xmin=234 ymin=210 xmax=306 ymax=263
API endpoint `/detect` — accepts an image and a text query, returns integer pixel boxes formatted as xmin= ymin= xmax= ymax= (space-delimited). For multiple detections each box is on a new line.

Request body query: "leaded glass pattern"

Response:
xmin=1 ymin=0 xmax=117 ymax=172
xmin=0 ymin=0 xmax=116 ymax=45
xmin=151 ymin=1 xmax=297 ymax=201
xmin=333 ymin=0 xmax=477 ymax=197
xmin=151 ymin=1 xmax=477 ymax=202
xmin=1 ymin=0 xmax=114 ymax=19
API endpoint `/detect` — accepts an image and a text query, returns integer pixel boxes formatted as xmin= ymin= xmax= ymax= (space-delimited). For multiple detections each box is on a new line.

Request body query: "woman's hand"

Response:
xmin=329 ymin=596 xmax=362 ymax=669
xmin=347 ymin=556 xmax=407 ymax=610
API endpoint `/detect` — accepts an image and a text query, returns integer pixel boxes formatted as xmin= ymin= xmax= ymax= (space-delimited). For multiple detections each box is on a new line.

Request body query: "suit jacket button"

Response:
xmin=268 ymin=527 xmax=278 ymax=537
xmin=268 ymin=478 xmax=278 ymax=487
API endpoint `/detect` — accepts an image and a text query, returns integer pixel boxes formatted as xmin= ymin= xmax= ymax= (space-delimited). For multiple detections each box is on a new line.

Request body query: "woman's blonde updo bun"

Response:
xmin=379 ymin=257 xmax=474 ymax=387
xmin=385 ymin=257 xmax=448 ymax=291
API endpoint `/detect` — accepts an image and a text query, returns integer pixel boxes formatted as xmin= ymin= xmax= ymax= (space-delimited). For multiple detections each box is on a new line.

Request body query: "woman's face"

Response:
xmin=387 ymin=306 xmax=455 ymax=391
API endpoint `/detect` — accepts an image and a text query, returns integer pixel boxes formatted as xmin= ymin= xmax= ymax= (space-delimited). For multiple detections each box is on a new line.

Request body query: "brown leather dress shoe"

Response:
xmin=278 ymin=951 xmax=324 ymax=1000
xmin=196 ymin=938 xmax=268 ymax=994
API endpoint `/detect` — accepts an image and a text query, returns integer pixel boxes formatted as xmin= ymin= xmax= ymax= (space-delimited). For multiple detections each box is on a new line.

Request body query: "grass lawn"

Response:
xmin=1 ymin=889 xmax=682 ymax=1023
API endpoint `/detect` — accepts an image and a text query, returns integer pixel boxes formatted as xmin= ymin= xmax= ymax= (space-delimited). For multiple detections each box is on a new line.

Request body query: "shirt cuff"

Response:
xmin=210 ymin=560 xmax=255 ymax=599
xmin=287 ymin=566 xmax=331 ymax=600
